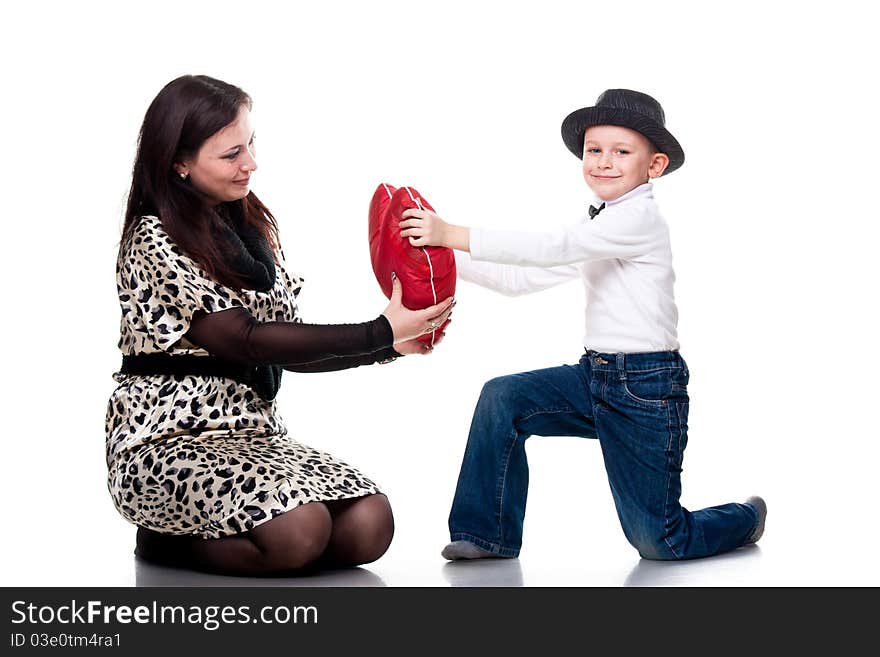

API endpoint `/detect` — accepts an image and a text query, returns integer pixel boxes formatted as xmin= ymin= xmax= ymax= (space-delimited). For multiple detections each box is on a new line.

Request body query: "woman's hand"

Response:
xmin=394 ymin=328 xmax=448 ymax=355
xmin=382 ymin=273 xmax=454 ymax=344
xmin=400 ymin=209 xmax=470 ymax=252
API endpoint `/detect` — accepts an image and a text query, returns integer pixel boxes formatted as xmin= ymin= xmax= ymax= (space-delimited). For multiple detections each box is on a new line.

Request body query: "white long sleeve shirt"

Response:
xmin=458 ymin=183 xmax=679 ymax=353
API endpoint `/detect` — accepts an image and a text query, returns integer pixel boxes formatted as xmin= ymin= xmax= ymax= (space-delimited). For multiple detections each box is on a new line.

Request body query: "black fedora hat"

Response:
xmin=561 ymin=89 xmax=684 ymax=175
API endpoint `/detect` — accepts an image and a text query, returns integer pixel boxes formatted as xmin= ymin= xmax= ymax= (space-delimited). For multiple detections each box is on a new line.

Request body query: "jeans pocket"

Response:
xmin=621 ymin=368 xmax=672 ymax=406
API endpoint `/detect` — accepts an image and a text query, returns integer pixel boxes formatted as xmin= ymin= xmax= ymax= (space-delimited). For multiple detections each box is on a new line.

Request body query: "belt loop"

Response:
xmin=616 ymin=352 xmax=626 ymax=380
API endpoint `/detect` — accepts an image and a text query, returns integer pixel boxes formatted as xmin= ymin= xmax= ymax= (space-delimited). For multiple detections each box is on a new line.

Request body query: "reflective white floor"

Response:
xmin=131 ymin=544 xmax=769 ymax=588
xmin=7 ymin=436 xmax=880 ymax=588
xmin=5 ymin=447 xmax=878 ymax=588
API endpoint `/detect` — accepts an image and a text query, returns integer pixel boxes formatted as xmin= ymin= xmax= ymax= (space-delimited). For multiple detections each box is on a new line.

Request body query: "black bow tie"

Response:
xmin=589 ymin=203 xmax=605 ymax=219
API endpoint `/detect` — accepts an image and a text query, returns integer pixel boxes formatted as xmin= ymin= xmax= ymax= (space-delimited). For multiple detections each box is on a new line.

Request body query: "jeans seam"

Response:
xmin=662 ymin=402 xmax=682 ymax=559
xmin=496 ymin=428 xmax=518 ymax=545
xmin=665 ymin=397 xmax=675 ymax=452
xmin=676 ymin=402 xmax=688 ymax=456
xmin=517 ymin=406 xmax=575 ymax=423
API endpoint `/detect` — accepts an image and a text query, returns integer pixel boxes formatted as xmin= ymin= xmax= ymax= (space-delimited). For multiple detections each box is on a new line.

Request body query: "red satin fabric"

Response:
xmin=368 ymin=183 xmax=456 ymax=345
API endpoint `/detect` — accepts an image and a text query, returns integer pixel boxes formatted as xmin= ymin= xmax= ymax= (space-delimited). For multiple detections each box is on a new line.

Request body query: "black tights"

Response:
xmin=135 ymin=494 xmax=394 ymax=576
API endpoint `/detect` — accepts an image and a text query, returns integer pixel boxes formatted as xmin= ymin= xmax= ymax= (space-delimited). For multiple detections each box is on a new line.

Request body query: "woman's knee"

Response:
xmin=351 ymin=494 xmax=395 ymax=563
xmin=361 ymin=494 xmax=395 ymax=557
xmin=248 ymin=502 xmax=333 ymax=571
xmin=330 ymin=494 xmax=395 ymax=565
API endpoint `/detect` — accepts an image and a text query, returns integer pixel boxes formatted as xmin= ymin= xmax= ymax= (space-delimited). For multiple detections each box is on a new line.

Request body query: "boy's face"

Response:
xmin=582 ymin=125 xmax=669 ymax=201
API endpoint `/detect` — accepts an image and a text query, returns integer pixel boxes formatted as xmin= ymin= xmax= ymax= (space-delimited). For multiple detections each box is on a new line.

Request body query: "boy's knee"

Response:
xmin=479 ymin=376 xmax=517 ymax=406
xmin=628 ymin=528 xmax=680 ymax=561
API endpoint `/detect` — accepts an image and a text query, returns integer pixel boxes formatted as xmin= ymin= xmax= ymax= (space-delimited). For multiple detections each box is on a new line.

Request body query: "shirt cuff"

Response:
xmin=469 ymin=227 xmax=486 ymax=260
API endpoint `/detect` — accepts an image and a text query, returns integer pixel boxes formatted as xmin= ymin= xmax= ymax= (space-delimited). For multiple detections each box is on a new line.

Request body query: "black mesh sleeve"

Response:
xmin=282 ymin=347 xmax=400 ymax=373
xmin=184 ymin=306 xmax=397 ymax=368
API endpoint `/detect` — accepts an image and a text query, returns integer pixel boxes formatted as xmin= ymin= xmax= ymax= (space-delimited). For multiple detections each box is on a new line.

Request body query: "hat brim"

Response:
xmin=561 ymin=106 xmax=685 ymax=175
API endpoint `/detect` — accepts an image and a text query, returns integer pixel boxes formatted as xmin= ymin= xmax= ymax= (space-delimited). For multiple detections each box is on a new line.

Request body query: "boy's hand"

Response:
xmin=400 ymin=209 xmax=470 ymax=252
xmin=399 ymin=208 xmax=448 ymax=246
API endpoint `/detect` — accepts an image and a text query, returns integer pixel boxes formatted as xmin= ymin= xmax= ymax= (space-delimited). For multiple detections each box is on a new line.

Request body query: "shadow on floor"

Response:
xmin=441 ymin=558 xmax=524 ymax=587
xmin=623 ymin=545 xmax=762 ymax=587
xmin=134 ymin=557 xmax=387 ymax=587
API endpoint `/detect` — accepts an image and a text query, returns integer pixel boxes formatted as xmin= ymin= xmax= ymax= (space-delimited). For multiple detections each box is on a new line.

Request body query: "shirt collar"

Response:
xmin=594 ymin=182 xmax=654 ymax=209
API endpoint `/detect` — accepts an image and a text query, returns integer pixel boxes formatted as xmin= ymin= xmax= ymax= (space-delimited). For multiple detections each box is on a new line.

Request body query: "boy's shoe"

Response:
xmin=744 ymin=496 xmax=767 ymax=545
xmin=441 ymin=541 xmax=512 ymax=561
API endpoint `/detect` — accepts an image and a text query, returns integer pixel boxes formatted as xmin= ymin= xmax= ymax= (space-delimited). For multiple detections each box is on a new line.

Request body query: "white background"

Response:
xmin=2 ymin=0 xmax=877 ymax=587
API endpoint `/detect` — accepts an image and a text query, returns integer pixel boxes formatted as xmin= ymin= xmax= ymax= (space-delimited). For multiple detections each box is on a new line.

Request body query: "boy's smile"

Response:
xmin=582 ymin=125 xmax=669 ymax=202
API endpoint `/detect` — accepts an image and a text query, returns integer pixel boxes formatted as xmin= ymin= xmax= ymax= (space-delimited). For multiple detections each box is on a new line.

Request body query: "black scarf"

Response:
xmin=216 ymin=210 xmax=281 ymax=399
xmin=217 ymin=213 xmax=277 ymax=292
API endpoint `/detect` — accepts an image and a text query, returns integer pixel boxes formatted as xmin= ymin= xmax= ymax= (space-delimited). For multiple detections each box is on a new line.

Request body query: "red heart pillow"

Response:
xmin=368 ymin=183 xmax=456 ymax=346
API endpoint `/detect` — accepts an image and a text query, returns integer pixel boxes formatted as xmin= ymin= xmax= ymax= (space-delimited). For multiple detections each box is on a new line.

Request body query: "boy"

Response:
xmin=399 ymin=89 xmax=766 ymax=561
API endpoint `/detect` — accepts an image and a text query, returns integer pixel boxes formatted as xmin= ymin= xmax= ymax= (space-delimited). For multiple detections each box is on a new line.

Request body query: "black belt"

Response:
xmin=120 ymin=353 xmax=282 ymax=401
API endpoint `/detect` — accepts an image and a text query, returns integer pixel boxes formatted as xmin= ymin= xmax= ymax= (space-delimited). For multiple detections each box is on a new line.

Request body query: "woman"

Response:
xmin=106 ymin=75 xmax=453 ymax=575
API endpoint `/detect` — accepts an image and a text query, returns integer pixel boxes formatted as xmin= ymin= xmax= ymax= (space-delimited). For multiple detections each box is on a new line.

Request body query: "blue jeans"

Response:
xmin=448 ymin=350 xmax=758 ymax=560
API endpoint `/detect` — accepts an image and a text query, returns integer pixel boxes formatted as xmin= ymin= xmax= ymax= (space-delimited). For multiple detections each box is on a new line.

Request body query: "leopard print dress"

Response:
xmin=105 ymin=215 xmax=380 ymax=539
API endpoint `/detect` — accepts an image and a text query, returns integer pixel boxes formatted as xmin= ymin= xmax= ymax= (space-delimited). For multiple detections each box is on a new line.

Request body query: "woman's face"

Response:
xmin=176 ymin=105 xmax=257 ymax=206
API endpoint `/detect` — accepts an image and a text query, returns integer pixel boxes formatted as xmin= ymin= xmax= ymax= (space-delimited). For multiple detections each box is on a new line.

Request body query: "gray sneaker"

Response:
xmin=441 ymin=541 xmax=511 ymax=561
xmin=744 ymin=496 xmax=767 ymax=544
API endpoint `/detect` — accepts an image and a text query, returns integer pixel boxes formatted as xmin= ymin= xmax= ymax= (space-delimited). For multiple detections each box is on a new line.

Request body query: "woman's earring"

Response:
xmin=179 ymin=172 xmax=187 ymax=180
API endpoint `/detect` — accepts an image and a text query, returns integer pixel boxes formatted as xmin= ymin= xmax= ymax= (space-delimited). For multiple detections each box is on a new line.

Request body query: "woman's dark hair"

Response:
xmin=122 ymin=75 xmax=279 ymax=289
